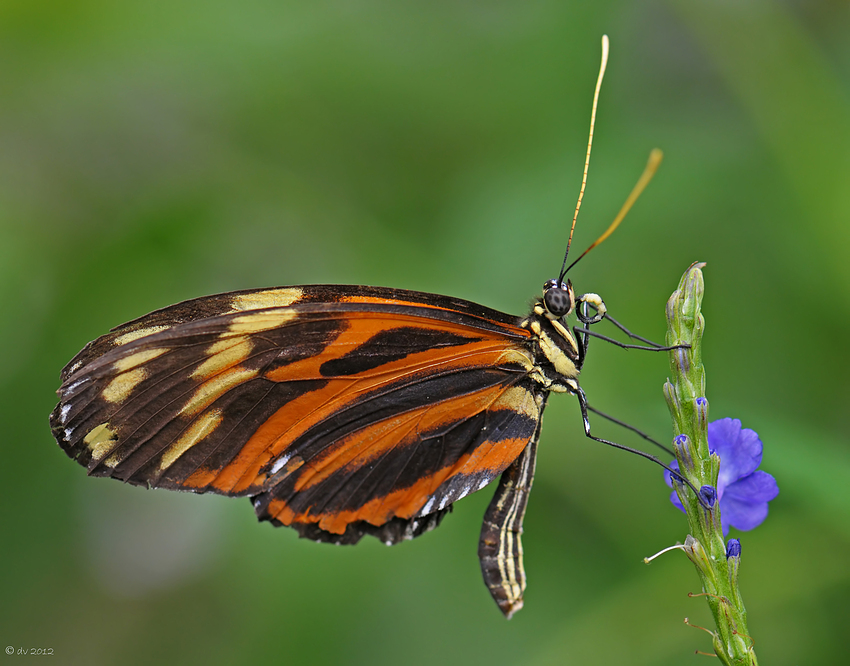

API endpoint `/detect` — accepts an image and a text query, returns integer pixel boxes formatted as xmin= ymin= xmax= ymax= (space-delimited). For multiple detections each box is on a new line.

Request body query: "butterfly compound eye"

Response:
xmin=542 ymin=279 xmax=572 ymax=317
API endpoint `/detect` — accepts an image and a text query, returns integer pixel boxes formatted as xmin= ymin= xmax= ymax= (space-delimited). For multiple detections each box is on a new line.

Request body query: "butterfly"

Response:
xmin=49 ymin=36 xmax=686 ymax=618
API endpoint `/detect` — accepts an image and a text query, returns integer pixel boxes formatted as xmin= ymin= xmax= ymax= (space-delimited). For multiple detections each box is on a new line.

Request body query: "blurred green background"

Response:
xmin=2 ymin=1 xmax=848 ymax=664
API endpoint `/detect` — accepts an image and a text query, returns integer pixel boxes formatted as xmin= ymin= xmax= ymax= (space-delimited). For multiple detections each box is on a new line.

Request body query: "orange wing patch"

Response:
xmin=260 ymin=380 xmax=539 ymax=535
xmin=196 ymin=316 xmax=532 ymax=496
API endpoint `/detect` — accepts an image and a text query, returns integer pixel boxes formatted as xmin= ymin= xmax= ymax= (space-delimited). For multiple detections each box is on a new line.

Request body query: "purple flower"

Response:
xmin=698 ymin=485 xmax=717 ymax=508
xmin=664 ymin=418 xmax=779 ymax=535
xmin=726 ymin=538 xmax=741 ymax=559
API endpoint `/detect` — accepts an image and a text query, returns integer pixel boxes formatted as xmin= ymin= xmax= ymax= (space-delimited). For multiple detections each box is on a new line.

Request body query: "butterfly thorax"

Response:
xmin=520 ymin=300 xmax=581 ymax=394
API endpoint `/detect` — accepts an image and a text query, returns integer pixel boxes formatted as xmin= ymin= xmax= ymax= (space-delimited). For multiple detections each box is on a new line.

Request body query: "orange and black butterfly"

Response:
xmin=49 ymin=37 xmax=684 ymax=618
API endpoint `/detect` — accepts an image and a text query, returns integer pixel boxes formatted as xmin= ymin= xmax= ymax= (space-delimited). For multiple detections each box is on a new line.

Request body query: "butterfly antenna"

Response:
xmin=559 ymin=34 xmax=609 ymax=283
xmin=564 ymin=148 xmax=664 ymax=275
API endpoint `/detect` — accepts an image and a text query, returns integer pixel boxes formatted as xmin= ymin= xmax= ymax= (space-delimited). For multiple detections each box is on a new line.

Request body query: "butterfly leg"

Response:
xmin=574 ymin=386 xmax=709 ymax=506
xmin=478 ymin=414 xmax=543 ymax=619
xmin=574 ymin=327 xmax=686 ymax=352
xmin=601 ymin=312 xmax=665 ymax=348
xmin=586 ymin=404 xmax=673 ymax=456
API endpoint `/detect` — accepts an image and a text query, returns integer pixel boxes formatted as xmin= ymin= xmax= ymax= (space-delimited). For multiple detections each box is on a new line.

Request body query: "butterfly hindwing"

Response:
xmin=51 ymin=285 xmax=543 ymax=542
xmin=252 ymin=375 xmax=544 ymax=536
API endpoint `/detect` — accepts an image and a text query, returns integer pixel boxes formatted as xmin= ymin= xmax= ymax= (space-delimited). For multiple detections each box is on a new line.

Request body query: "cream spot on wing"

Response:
xmin=83 ymin=423 xmax=118 ymax=461
xmin=497 ymin=347 xmax=535 ymax=372
xmin=180 ymin=366 xmax=258 ymax=417
xmin=102 ymin=367 xmax=147 ymax=404
xmin=192 ymin=337 xmax=253 ymax=379
xmin=231 ymin=287 xmax=303 ymax=311
xmin=113 ymin=325 xmax=170 ymax=346
xmin=103 ymin=451 xmax=122 ymax=468
xmin=494 ymin=386 xmax=539 ymax=420
xmin=226 ymin=311 xmax=297 ymax=334
xmin=113 ymin=348 xmax=168 ymax=372
xmin=159 ymin=409 xmax=223 ymax=471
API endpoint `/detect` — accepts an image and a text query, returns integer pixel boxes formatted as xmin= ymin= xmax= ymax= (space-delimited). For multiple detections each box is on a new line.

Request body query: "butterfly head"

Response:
xmin=542 ymin=279 xmax=575 ymax=319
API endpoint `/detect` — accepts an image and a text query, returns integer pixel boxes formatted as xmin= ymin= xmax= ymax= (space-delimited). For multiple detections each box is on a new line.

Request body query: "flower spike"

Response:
xmin=661 ymin=262 xmax=774 ymax=665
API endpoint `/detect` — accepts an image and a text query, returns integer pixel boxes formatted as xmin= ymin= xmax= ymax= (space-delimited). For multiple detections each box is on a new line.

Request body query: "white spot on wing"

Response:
xmin=421 ymin=497 xmax=436 ymax=514
xmin=271 ymin=452 xmax=293 ymax=475
xmin=477 ymin=478 xmax=490 ymax=491
xmin=65 ymin=377 xmax=90 ymax=394
xmin=60 ymin=404 xmax=72 ymax=424
xmin=63 ymin=427 xmax=74 ymax=440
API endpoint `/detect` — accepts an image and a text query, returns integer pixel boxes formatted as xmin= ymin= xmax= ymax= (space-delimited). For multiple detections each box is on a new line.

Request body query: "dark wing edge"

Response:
xmin=478 ymin=398 xmax=546 ymax=618
xmin=286 ymin=508 xmax=452 ymax=546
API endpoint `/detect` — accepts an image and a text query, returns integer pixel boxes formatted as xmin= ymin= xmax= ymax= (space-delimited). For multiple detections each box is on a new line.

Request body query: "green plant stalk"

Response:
xmin=663 ymin=263 xmax=757 ymax=666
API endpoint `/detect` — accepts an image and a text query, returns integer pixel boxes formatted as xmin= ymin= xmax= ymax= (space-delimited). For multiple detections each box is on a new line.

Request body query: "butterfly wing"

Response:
xmin=51 ymin=285 xmax=544 ymax=547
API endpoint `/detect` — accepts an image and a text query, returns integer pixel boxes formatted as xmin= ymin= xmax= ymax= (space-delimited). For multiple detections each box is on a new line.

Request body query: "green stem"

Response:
xmin=664 ymin=262 xmax=757 ymax=666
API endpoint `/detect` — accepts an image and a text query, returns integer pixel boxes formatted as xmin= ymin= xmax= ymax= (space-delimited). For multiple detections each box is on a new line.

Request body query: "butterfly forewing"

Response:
xmin=51 ymin=286 xmax=544 ymax=544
